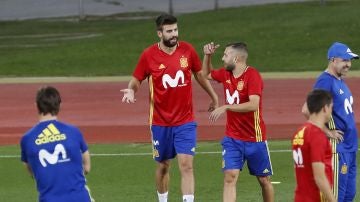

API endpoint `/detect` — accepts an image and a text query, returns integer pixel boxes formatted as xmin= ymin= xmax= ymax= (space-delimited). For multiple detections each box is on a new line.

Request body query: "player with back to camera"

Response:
xmin=20 ymin=86 xmax=94 ymax=202
xmin=293 ymin=89 xmax=335 ymax=202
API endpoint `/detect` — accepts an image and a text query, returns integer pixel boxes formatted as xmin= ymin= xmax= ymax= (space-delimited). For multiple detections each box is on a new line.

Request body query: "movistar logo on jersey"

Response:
xmin=293 ymin=147 xmax=304 ymax=167
xmin=344 ymin=96 xmax=353 ymax=114
xmin=162 ymin=70 xmax=187 ymax=89
xmin=225 ymin=89 xmax=240 ymax=104
xmin=39 ymin=144 xmax=70 ymax=167
xmin=35 ymin=123 xmax=66 ymax=145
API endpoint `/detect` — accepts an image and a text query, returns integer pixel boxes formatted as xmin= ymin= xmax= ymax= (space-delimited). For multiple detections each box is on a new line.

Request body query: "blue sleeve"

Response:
xmin=20 ymin=137 xmax=27 ymax=162
xmin=77 ymin=129 xmax=88 ymax=153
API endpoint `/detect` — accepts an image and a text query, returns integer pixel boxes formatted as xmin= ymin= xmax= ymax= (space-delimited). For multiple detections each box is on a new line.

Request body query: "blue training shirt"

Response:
xmin=20 ymin=120 xmax=91 ymax=202
xmin=314 ymin=71 xmax=358 ymax=153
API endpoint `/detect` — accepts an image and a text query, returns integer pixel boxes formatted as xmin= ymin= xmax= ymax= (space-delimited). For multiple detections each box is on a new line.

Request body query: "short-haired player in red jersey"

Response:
xmin=293 ymin=89 xmax=335 ymax=202
xmin=202 ymin=42 xmax=274 ymax=202
xmin=121 ymin=14 xmax=218 ymax=202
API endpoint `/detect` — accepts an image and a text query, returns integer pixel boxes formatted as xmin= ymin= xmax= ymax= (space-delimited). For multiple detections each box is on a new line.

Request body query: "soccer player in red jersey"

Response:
xmin=121 ymin=14 xmax=218 ymax=202
xmin=202 ymin=42 xmax=274 ymax=202
xmin=293 ymin=89 xmax=335 ymax=202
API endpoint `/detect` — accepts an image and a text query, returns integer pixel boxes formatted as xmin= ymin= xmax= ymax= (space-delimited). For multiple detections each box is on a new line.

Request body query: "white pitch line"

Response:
xmin=3 ymin=148 xmax=360 ymax=158
xmin=0 ymin=150 xmax=292 ymax=159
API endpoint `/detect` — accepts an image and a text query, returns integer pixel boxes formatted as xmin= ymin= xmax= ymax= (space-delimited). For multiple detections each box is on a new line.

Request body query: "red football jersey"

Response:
xmin=292 ymin=122 xmax=333 ymax=202
xmin=133 ymin=41 xmax=201 ymax=126
xmin=211 ymin=67 xmax=266 ymax=142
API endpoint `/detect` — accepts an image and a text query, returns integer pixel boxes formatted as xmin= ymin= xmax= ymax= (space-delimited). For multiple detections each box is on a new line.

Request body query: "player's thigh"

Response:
xmin=151 ymin=125 xmax=176 ymax=162
xmin=221 ymin=137 xmax=245 ymax=171
xmin=173 ymin=121 xmax=197 ymax=155
xmin=245 ymin=141 xmax=273 ymax=176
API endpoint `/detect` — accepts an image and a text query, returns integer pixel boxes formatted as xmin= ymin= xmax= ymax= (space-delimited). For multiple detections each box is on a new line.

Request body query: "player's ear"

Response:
xmin=157 ymin=30 xmax=162 ymax=38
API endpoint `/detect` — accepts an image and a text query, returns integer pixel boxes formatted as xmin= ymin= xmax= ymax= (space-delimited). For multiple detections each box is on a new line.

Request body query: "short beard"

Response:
xmin=163 ymin=37 xmax=178 ymax=48
xmin=225 ymin=64 xmax=235 ymax=72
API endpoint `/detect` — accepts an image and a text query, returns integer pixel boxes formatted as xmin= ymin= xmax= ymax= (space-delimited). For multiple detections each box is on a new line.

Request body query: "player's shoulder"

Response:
xmin=21 ymin=125 xmax=39 ymax=143
xmin=247 ymin=66 xmax=260 ymax=73
xmin=304 ymin=123 xmax=326 ymax=141
xmin=178 ymin=41 xmax=195 ymax=50
xmin=142 ymin=43 xmax=159 ymax=54
xmin=55 ymin=121 xmax=82 ymax=134
xmin=246 ymin=66 xmax=262 ymax=78
xmin=314 ymin=71 xmax=335 ymax=89
xmin=316 ymin=71 xmax=333 ymax=81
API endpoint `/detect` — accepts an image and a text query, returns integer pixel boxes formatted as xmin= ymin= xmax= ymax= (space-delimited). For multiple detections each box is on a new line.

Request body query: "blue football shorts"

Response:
xmin=151 ymin=121 xmax=197 ymax=162
xmin=221 ymin=136 xmax=273 ymax=176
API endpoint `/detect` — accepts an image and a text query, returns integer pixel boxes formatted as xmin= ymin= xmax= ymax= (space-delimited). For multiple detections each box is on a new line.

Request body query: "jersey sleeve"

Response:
xmin=189 ymin=45 xmax=202 ymax=73
xmin=77 ymin=129 xmax=88 ymax=153
xmin=247 ymin=69 xmax=263 ymax=96
xmin=211 ymin=68 xmax=226 ymax=83
xmin=133 ymin=51 xmax=150 ymax=81
xmin=20 ymin=137 xmax=27 ymax=163
xmin=309 ymin=129 xmax=327 ymax=163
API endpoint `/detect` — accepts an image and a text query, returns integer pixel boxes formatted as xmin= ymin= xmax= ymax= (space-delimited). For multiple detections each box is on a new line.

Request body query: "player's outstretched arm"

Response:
xmin=121 ymin=77 xmax=141 ymax=104
xmin=82 ymin=150 xmax=91 ymax=175
xmin=312 ymin=162 xmax=336 ymax=202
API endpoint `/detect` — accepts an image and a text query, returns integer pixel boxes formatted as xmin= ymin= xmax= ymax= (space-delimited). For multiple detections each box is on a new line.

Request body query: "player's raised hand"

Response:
xmin=209 ymin=105 xmax=226 ymax=122
xmin=203 ymin=42 xmax=220 ymax=55
xmin=120 ymin=89 xmax=136 ymax=103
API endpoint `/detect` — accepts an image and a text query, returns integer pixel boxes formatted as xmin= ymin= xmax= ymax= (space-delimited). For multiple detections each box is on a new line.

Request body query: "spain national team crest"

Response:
xmin=153 ymin=148 xmax=159 ymax=158
xmin=237 ymin=80 xmax=244 ymax=91
xmin=180 ymin=56 xmax=188 ymax=68
xmin=341 ymin=164 xmax=348 ymax=174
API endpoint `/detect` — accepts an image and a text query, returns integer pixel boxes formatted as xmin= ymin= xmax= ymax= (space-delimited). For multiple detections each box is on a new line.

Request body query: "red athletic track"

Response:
xmin=1 ymin=78 xmax=359 ymax=145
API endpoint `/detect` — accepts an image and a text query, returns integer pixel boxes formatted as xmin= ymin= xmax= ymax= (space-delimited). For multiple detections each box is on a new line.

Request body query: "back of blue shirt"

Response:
xmin=314 ymin=72 xmax=358 ymax=152
xmin=20 ymin=120 xmax=91 ymax=202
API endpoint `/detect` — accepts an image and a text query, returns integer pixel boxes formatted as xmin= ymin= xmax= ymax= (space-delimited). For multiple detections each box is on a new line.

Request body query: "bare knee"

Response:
xmin=257 ymin=176 xmax=272 ymax=188
xmin=157 ymin=161 xmax=171 ymax=176
xmin=224 ymin=170 xmax=239 ymax=185
xmin=177 ymin=155 xmax=194 ymax=174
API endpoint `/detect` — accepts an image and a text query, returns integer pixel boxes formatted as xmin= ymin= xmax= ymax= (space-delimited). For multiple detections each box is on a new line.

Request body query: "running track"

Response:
xmin=1 ymin=77 xmax=359 ymax=145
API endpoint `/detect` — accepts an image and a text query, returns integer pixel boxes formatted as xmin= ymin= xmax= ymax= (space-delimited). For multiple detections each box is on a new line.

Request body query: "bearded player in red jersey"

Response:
xmin=292 ymin=89 xmax=335 ymax=202
xmin=121 ymin=14 xmax=218 ymax=202
xmin=202 ymin=42 xmax=274 ymax=202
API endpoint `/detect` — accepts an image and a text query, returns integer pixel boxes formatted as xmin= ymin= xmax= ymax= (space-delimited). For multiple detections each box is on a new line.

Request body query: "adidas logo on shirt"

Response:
xmin=339 ymin=89 xmax=344 ymax=95
xmin=159 ymin=64 xmax=166 ymax=69
xmin=35 ymin=123 xmax=66 ymax=145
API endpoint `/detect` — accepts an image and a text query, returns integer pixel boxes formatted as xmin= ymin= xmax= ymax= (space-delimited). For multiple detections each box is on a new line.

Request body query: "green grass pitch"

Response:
xmin=0 ymin=141 xmax=359 ymax=201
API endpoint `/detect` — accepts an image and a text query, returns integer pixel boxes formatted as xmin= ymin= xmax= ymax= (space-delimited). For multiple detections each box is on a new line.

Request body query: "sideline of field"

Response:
xmin=1 ymin=70 xmax=360 ymax=84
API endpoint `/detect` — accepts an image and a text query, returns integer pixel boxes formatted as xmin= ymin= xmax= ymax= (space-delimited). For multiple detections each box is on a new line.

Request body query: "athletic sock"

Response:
xmin=183 ymin=194 xmax=194 ymax=202
xmin=157 ymin=191 xmax=168 ymax=202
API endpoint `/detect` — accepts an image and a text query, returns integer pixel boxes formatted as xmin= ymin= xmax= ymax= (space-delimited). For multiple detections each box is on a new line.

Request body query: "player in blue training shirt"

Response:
xmin=305 ymin=42 xmax=358 ymax=201
xmin=20 ymin=86 xmax=94 ymax=202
